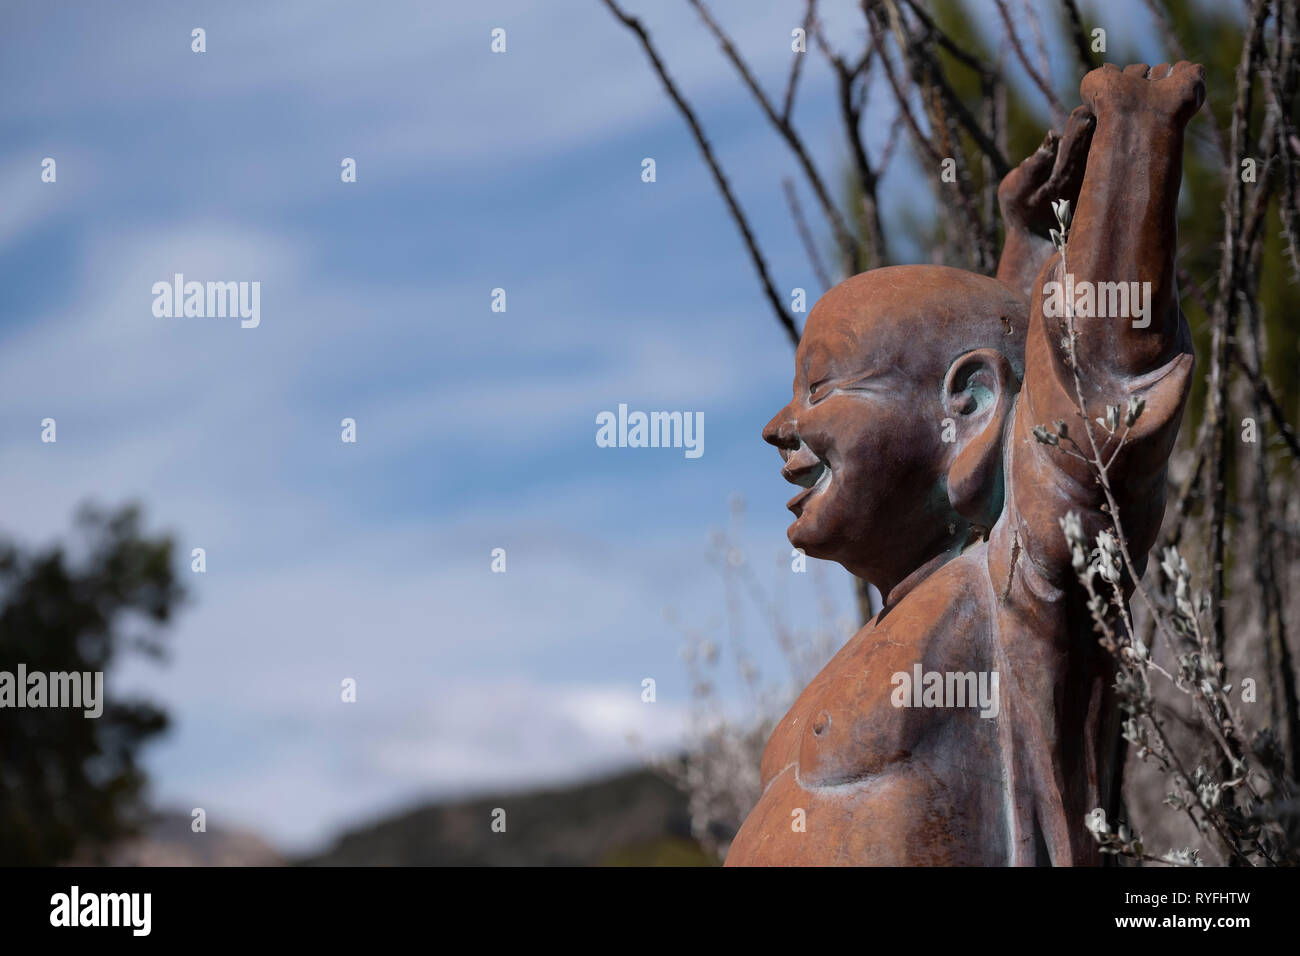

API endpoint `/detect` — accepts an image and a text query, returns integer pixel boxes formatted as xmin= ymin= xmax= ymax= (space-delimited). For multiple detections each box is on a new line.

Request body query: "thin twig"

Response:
xmin=782 ymin=178 xmax=833 ymax=293
xmin=878 ymin=0 xmax=1010 ymax=178
xmin=600 ymin=0 xmax=799 ymax=347
xmin=1141 ymin=0 xmax=1228 ymax=161
xmin=1207 ymin=0 xmax=1271 ymax=658
xmin=688 ymin=0 xmax=860 ymax=275
xmin=812 ymin=19 xmax=888 ymax=269
xmin=1058 ymin=0 xmax=1096 ymax=75
xmin=1235 ymin=352 xmax=1300 ymax=463
xmin=782 ymin=0 xmax=818 ymax=123
xmin=1244 ymin=272 xmax=1300 ymax=776
xmin=994 ymin=0 xmax=1067 ymax=125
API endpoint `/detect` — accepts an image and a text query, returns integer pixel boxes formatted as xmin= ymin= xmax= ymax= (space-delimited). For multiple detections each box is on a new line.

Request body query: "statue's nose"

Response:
xmin=763 ymin=409 xmax=799 ymax=451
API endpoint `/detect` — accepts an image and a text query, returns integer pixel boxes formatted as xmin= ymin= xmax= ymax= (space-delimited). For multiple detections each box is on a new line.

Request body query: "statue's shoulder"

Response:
xmin=866 ymin=547 xmax=994 ymax=640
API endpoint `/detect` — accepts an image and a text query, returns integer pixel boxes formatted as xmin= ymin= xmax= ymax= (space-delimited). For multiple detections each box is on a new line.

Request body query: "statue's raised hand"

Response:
xmin=995 ymin=105 xmax=1094 ymax=296
xmin=1081 ymin=61 xmax=1206 ymax=126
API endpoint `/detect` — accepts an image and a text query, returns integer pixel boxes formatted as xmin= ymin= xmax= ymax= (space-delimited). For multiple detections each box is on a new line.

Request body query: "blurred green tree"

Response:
xmin=0 ymin=503 xmax=185 ymax=865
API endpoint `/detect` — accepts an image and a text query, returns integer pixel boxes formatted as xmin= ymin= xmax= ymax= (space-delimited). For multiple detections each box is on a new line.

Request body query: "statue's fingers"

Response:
xmin=1018 ymin=129 xmax=1060 ymax=184
xmin=1124 ymin=63 xmax=1150 ymax=77
xmin=1058 ymin=106 xmax=1095 ymax=157
xmin=1039 ymin=107 xmax=1094 ymax=204
xmin=997 ymin=128 xmax=1058 ymax=214
xmin=1179 ymin=62 xmax=1207 ymax=87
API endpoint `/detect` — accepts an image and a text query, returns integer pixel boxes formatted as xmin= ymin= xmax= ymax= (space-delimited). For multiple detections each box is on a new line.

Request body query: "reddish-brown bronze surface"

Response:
xmin=728 ymin=63 xmax=1205 ymax=866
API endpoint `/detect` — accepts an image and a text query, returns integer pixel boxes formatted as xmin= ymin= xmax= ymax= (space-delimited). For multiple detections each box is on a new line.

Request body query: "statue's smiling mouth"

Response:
xmin=783 ymin=445 xmax=832 ymax=515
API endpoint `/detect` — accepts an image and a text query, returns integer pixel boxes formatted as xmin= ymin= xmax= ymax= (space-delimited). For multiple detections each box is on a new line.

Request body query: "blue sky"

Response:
xmin=0 ymin=0 xmax=1160 ymax=851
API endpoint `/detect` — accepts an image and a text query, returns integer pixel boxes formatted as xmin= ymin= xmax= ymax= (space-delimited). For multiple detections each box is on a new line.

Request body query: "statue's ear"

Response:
xmin=943 ymin=348 xmax=1018 ymax=530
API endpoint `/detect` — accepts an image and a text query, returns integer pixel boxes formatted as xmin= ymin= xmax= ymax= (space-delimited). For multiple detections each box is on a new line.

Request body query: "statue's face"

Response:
xmin=762 ymin=284 xmax=951 ymax=584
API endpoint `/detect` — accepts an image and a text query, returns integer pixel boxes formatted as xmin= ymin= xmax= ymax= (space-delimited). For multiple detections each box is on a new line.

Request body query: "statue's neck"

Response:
xmin=878 ymin=528 xmax=976 ymax=615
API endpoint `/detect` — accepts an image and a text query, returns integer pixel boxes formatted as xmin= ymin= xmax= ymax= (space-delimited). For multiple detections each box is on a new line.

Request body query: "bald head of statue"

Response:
xmin=762 ymin=265 xmax=1030 ymax=602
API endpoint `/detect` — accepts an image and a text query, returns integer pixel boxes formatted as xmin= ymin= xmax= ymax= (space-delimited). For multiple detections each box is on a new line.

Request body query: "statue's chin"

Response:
xmin=789 ymin=508 xmax=875 ymax=578
xmin=787 ymin=520 xmax=833 ymax=562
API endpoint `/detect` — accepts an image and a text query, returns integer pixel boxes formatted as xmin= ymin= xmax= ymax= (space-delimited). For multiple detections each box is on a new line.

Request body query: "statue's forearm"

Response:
xmin=1039 ymin=64 xmax=1204 ymax=388
xmin=1064 ymin=115 xmax=1184 ymax=373
xmin=1015 ymin=65 xmax=1204 ymax=568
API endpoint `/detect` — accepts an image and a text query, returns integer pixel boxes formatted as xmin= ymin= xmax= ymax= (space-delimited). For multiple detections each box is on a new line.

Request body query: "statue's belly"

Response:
xmin=726 ymin=761 xmax=1008 ymax=866
xmin=729 ymin=555 xmax=1010 ymax=865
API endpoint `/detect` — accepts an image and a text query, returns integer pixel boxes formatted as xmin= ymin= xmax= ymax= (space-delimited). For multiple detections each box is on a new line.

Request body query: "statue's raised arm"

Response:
xmin=1008 ymin=62 xmax=1205 ymax=584
xmin=986 ymin=62 xmax=1205 ymax=865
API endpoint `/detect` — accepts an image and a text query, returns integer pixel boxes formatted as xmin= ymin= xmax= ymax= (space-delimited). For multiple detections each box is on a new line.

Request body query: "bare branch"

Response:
xmin=812 ymin=19 xmax=888 ymax=269
xmin=1022 ymin=0 xmax=1053 ymax=88
xmin=687 ymin=0 xmax=860 ymax=275
xmin=1142 ymin=0 xmax=1229 ymax=160
xmin=867 ymin=6 xmax=994 ymax=270
xmin=898 ymin=0 xmax=995 ymax=76
xmin=1265 ymin=0 xmax=1300 ymax=282
xmin=877 ymin=0 xmax=1011 ymax=178
xmin=600 ymin=0 xmax=799 ymax=347
xmin=781 ymin=0 xmax=818 ymax=123
xmin=1206 ymin=0 xmax=1271 ymax=656
xmin=1235 ymin=352 xmax=1300 ymax=463
xmin=994 ymin=0 xmax=1067 ymax=125
xmin=1244 ymin=279 xmax=1300 ymax=777
xmin=1058 ymin=0 xmax=1096 ymax=75
xmin=782 ymin=178 xmax=833 ymax=293
xmin=878 ymin=110 xmax=906 ymax=172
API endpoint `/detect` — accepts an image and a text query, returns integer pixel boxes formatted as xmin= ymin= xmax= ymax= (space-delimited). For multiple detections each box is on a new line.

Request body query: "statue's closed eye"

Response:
xmin=811 ymin=372 xmax=876 ymax=402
